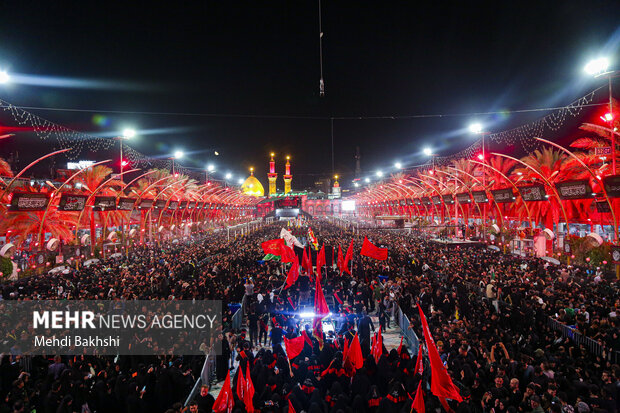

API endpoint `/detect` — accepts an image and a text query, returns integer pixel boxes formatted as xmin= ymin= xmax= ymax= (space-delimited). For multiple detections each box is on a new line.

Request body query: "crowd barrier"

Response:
xmin=184 ymin=346 xmax=216 ymax=407
xmin=460 ymin=278 xmax=620 ymax=364
xmin=395 ymin=304 xmax=420 ymax=354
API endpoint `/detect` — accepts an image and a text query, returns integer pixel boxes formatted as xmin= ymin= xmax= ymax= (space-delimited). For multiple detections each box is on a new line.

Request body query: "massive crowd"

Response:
xmin=0 ymin=220 xmax=619 ymax=413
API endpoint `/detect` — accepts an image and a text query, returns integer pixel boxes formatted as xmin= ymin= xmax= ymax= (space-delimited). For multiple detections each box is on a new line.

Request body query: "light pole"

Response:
xmin=585 ymin=57 xmax=619 ymax=174
xmin=469 ymin=123 xmax=490 ymax=242
xmin=0 ymin=70 xmax=9 ymax=84
xmin=118 ymin=129 xmax=135 ymax=182
xmin=206 ymin=163 xmax=215 ymax=183
xmin=172 ymin=150 xmax=184 ymax=175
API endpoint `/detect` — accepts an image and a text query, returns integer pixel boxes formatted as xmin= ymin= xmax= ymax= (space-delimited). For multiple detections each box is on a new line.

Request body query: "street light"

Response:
xmin=470 ymin=122 xmax=490 ymax=241
xmin=585 ymin=57 xmax=618 ymax=174
xmin=394 ymin=162 xmax=402 ymax=169
xmin=171 ymin=151 xmax=184 ymax=175
xmin=469 ymin=123 xmax=483 ymax=134
xmin=117 ymin=128 xmax=136 ymax=182
xmin=584 ymin=57 xmax=609 ymax=75
xmin=237 ymin=178 xmax=244 ymax=185
xmin=423 ymin=147 xmax=433 ymax=157
xmin=0 ymin=71 xmax=9 ymax=84
xmin=365 ymin=177 xmax=370 ymax=183
xmin=376 ymin=170 xmax=383 ymax=177
xmin=225 ymin=172 xmax=232 ymax=180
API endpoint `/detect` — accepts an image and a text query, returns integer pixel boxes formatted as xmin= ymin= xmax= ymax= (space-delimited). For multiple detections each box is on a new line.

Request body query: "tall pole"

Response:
xmin=610 ymin=76 xmax=616 ymax=175
xmin=172 ymin=159 xmax=175 ymax=175
xmin=482 ymin=133 xmax=486 ymax=242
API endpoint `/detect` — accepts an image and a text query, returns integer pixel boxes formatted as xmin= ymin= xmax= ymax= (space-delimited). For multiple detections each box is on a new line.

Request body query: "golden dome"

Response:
xmin=241 ymin=175 xmax=265 ymax=197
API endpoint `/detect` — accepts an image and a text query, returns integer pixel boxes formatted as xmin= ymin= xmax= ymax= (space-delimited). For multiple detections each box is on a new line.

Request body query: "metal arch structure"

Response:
xmin=468 ymin=159 xmax=535 ymax=230
xmin=536 ymin=137 xmax=618 ymax=243
xmin=404 ymin=177 xmax=448 ymax=223
xmin=447 ymin=165 xmax=504 ymax=229
xmin=382 ymin=182 xmax=423 ymax=218
xmin=492 ymin=152 xmax=571 ymax=236
xmin=398 ymin=179 xmax=433 ymax=219
xmin=418 ymin=173 xmax=468 ymax=227
xmin=37 ymin=159 xmax=112 ymax=250
xmin=146 ymin=179 xmax=192 ymax=236
xmin=73 ymin=168 xmax=141 ymax=243
xmin=433 ymin=168 xmax=484 ymax=224
xmin=0 ymin=148 xmax=72 ymax=202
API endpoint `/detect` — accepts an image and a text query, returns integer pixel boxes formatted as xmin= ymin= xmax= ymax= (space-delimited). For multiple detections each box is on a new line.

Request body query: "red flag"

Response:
xmin=344 ymin=333 xmax=364 ymax=370
xmin=302 ymin=247 xmax=312 ymax=276
xmin=284 ymin=260 xmax=300 ymax=289
xmin=414 ymin=344 xmax=424 ymax=375
xmin=331 ymin=246 xmax=334 ymax=267
xmin=262 ymin=238 xmax=284 ymax=256
xmin=213 ymin=371 xmax=234 ymax=413
xmin=337 ymin=245 xmax=344 ymax=274
xmin=333 ymin=292 xmax=343 ymax=305
xmin=288 ymin=398 xmax=296 ymax=413
xmin=301 ymin=330 xmax=313 ymax=348
xmin=287 ymin=296 xmax=296 ymax=310
xmin=343 ymin=239 xmax=354 ymax=274
xmin=371 ymin=326 xmax=383 ymax=363
xmin=360 ymin=236 xmax=388 ymax=260
xmin=439 ymin=397 xmax=455 ymax=413
xmin=412 ymin=380 xmax=425 ymax=413
xmin=236 ymin=366 xmax=245 ymax=400
xmin=244 ymin=369 xmax=255 ymax=413
xmin=417 ymin=304 xmax=462 ymax=402
xmin=343 ymin=338 xmax=350 ymax=361
xmin=281 ymin=245 xmax=296 ymax=263
xmin=284 ymin=336 xmax=305 ymax=360
xmin=316 ymin=245 xmax=326 ymax=281
xmin=397 ymin=337 xmax=404 ymax=355
xmin=312 ymin=275 xmax=329 ymax=349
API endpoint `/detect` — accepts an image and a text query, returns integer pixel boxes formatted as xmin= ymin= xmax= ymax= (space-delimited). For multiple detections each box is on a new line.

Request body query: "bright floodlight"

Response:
xmin=237 ymin=178 xmax=244 ymax=184
xmin=423 ymin=147 xmax=433 ymax=156
xmin=365 ymin=177 xmax=370 ymax=183
xmin=584 ymin=57 xmax=609 ymax=75
xmin=469 ymin=123 xmax=483 ymax=134
xmin=394 ymin=162 xmax=402 ymax=169
xmin=207 ymin=164 xmax=215 ymax=172
xmin=0 ymin=71 xmax=9 ymax=84
xmin=122 ymin=128 xmax=136 ymax=139
xmin=376 ymin=170 xmax=383 ymax=177
xmin=174 ymin=150 xmax=184 ymax=159
xmin=354 ymin=182 xmax=359 ymax=187
xmin=225 ymin=172 xmax=232 ymax=179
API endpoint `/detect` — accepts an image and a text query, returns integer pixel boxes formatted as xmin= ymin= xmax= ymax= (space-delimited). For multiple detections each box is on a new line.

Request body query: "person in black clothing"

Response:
xmin=357 ymin=312 xmax=375 ymax=354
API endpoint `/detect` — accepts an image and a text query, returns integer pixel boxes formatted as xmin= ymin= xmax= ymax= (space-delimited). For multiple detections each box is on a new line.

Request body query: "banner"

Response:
xmin=307 ymin=227 xmax=319 ymax=250
xmin=280 ymin=228 xmax=303 ymax=248
xmin=138 ymin=199 xmax=154 ymax=209
xmin=442 ymin=194 xmax=454 ymax=204
xmin=57 ymin=194 xmax=87 ymax=211
xmin=9 ymin=193 xmax=49 ymax=211
xmin=413 ymin=198 xmax=421 ymax=205
xmin=179 ymin=201 xmax=188 ymax=209
xmin=603 ymin=175 xmax=620 ymax=198
xmin=117 ymin=197 xmax=136 ymax=211
xmin=491 ymin=188 xmax=514 ymax=203
xmin=472 ymin=190 xmax=488 ymax=204
xmin=188 ymin=202 xmax=196 ymax=209
xmin=93 ymin=196 xmax=116 ymax=211
xmin=421 ymin=197 xmax=431 ymax=205
xmin=168 ymin=201 xmax=179 ymax=210
xmin=595 ymin=200 xmax=612 ymax=213
xmin=154 ymin=199 xmax=167 ymax=209
xmin=406 ymin=198 xmax=413 ymax=206
xmin=431 ymin=195 xmax=442 ymax=205
xmin=456 ymin=192 xmax=471 ymax=204
xmin=555 ymin=180 xmax=592 ymax=200
xmin=612 ymin=246 xmax=620 ymax=265
xmin=519 ymin=184 xmax=547 ymax=201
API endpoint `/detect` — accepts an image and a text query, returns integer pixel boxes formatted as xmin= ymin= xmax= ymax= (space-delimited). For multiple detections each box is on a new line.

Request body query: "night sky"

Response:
xmin=0 ymin=1 xmax=618 ymax=189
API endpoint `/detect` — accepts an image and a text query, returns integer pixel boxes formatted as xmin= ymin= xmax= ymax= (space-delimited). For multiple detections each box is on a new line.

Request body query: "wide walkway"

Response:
xmin=209 ymin=313 xmax=405 ymax=396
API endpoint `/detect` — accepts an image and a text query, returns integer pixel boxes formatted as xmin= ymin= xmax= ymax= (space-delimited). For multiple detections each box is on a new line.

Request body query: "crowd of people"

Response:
xmin=0 ymin=219 xmax=618 ymax=413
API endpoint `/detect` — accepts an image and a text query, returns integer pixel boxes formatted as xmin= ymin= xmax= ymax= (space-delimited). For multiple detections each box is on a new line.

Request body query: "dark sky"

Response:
xmin=0 ymin=1 xmax=618 ymax=189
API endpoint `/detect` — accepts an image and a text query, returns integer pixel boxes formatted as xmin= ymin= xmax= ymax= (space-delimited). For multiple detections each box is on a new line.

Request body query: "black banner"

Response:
xmin=168 ymin=201 xmax=179 ymax=210
xmin=93 ymin=196 xmax=116 ymax=211
xmin=442 ymin=194 xmax=454 ymax=204
xmin=154 ymin=199 xmax=167 ymax=209
xmin=431 ymin=195 xmax=442 ymax=205
xmin=603 ymin=175 xmax=620 ymax=198
xmin=456 ymin=192 xmax=471 ymax=204
xmin=9 ymin=193 xmax=49 ymax=212
xmin=556 ymin=180 xmax=592 ymax=200
xmin=406 ymin=198 xmax=413 ymax=206
xmin=57 ymin=194 xmax=87 ymax=211
xmin=138 ymin=199 xmax=154 ymax=209
xmin=413 ymin=198 xmax=421 ymax=205
xmin=612 ymin=245 xmax=620 ymax=265
xmin=595 ymin=200 xmax=612 ymax=213
xmin=399 ymin=199 xmax=406 ymax=206
xmin=118 ymin=197 xmax=136 ymax=211
xmin=491 ymin=188 xmax=514 ymax=203
xmin=421 ymin=197 xmax=431 ymax=205
xmin=472 ymin=190 xmax=488 ymax=204
xmin=188 ymin=202 xmax=196 ymax=209
xmin=519 ymin=185 xmax=547 ymax=201
xmin=179 ymin=201 xmax=188 ymax=209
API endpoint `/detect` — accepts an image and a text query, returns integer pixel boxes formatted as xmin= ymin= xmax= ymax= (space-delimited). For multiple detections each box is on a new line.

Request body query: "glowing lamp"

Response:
xmin=423 ymin=147 xmax=433 ymax=156
xmin=469 ymin=123 xmax=483 ymax=134
xmin=121 ymin=160 xmax=128 ymax=167
xmin=584 ymin=57 xmax=609 ymax=75
xmin=394 ymin=162 xmax=402 ymax=169
xmin=586 ymin=257 xmax=591 ymax=262
xmin=603 ymin=260 xmax=608 ymax=265
xmin=600 ymin=113 xmax=614 ymax=122
xmin=174 ymin=150 xmax=184 ymax=159
xmin=477 ymin=154 xmax=484 ymax=160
